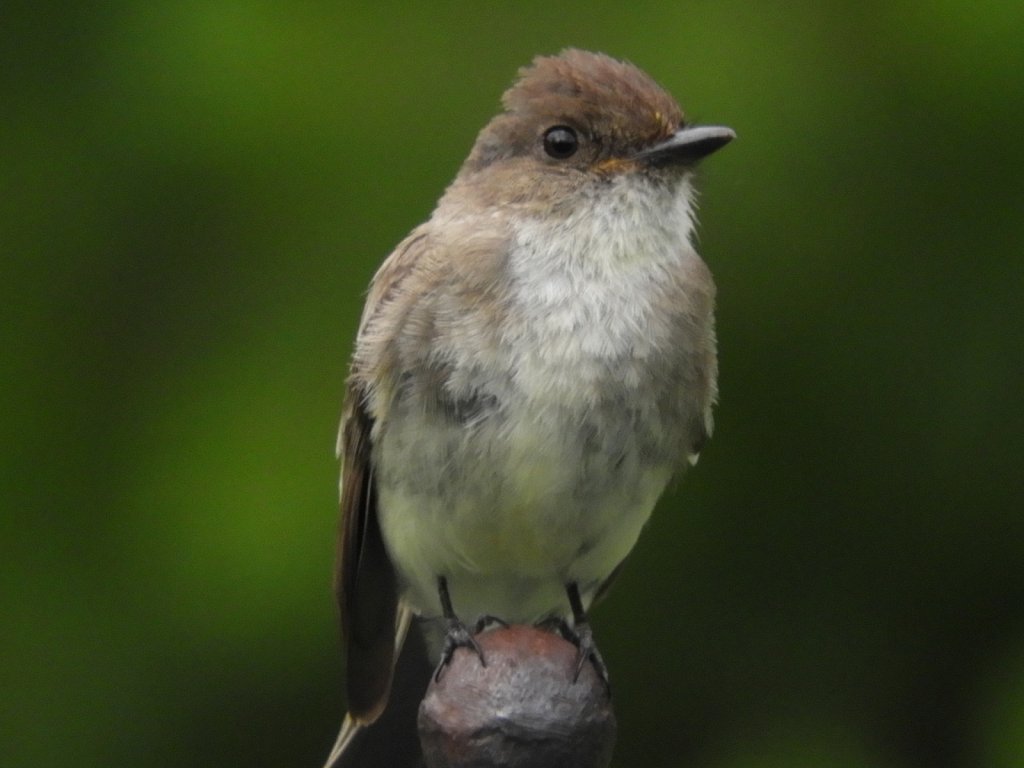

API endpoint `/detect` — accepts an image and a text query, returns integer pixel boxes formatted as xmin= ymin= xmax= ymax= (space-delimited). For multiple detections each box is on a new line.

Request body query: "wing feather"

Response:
xmin=334 ymin=227 xmax=439 ymax=724
xmin=336 ymin=389 xmax=398 ymax=722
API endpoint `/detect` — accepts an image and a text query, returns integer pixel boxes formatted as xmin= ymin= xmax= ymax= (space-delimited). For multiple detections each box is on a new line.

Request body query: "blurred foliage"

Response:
xmin=3 ymin=2 xmax=1023 ymax=767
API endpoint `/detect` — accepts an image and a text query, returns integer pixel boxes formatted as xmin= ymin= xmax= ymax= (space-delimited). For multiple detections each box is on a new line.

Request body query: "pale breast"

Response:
xmin=372 ymin=176 xmax=716 ymax=620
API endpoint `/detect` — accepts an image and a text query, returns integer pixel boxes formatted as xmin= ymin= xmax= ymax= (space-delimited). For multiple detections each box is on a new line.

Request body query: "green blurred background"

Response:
xmin=3 ymin=2 xmax=1023 ymax=766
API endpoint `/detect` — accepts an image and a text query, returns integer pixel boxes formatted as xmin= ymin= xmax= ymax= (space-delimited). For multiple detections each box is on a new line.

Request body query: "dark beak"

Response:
xmin=636 ymin=125 xmax=736 ymax=166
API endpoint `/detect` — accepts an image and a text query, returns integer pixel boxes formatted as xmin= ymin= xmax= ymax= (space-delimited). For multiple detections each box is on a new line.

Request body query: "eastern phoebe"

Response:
xmin=324 ymin=49 xmax=733 ymax=767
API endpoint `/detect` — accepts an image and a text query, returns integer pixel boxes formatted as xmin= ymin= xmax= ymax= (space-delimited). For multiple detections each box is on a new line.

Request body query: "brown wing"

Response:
xmin=336 ymin=386 xmax=398 ymax=723
xmin=334 ymin=222 xmax=506 ymax=724
xmin=334 ymin=227 xmax=440 ymax=724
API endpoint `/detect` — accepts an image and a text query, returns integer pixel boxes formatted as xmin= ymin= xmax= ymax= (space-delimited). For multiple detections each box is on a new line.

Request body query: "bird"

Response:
xmin=323 ymin=48 xmax=733 ymax=767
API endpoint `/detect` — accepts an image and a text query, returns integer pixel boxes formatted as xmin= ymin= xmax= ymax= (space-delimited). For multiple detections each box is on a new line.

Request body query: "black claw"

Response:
xmin=570 ymin=621 xmax=610 ymax=689
xmin=564 ymin=582 xmax=611 ymax=693
xmin=433 ymin=576 xmax=488 ymax=682
xmin=434 ymin=617 xmax=486 ymax=681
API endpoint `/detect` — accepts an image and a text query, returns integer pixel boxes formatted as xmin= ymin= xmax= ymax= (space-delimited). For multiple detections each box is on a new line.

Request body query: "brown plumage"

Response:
xmin=325 ymin=48 xmax=732 ymax=768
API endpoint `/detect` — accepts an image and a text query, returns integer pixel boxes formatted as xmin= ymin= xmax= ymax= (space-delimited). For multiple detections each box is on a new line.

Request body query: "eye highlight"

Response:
xmin=542 ymin=126 xmax=579 ymax=159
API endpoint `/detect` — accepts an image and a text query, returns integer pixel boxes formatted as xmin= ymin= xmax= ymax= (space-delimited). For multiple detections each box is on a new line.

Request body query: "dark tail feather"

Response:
xmin=325 ymin=620 xmax=434 ymax=768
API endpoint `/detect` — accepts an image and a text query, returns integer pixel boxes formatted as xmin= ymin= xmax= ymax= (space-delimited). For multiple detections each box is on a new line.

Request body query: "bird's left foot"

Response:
xmin=569 ymin=618 xmax=610 ymax=688
xmin=536 ymin=584 xmax=611 ymax=692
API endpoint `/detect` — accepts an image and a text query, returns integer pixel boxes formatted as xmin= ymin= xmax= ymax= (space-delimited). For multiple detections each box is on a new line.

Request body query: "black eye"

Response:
xmin=542 ymin=126 xmax=579 ymax=159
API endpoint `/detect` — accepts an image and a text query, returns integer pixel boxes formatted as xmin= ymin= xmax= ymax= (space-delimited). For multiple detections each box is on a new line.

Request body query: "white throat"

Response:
xmin=502 ymin=174 xmax=700 ymax=403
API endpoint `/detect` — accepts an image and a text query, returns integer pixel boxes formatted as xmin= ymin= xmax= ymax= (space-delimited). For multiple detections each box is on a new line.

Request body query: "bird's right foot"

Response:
xmin=433 ymin=576 xmax=488 ymax=681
